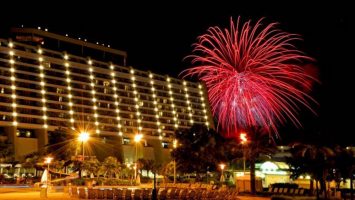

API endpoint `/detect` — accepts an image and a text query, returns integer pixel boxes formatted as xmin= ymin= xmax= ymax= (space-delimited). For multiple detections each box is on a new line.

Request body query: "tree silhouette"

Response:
xmin=99 ymin=156 xmax=121 ymax=178
xmin=137 ymin=159 xmax=155 ymax=176
xmin=171 ymin=124 xmax=239 ymax=181
xmin=289 ymin=143 xmax=335 ymax=199
xmin=47 ymin=127 xmax=76 ymax=161
xmin=82 ymin=157 xmax=100 ymax=178
xmin=244 ymin=126 xmax=276 ymax=194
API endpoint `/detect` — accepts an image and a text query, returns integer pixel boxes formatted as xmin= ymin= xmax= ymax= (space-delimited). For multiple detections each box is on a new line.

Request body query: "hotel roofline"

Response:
xmin=10 ymin=27 xmax=127 ymax=58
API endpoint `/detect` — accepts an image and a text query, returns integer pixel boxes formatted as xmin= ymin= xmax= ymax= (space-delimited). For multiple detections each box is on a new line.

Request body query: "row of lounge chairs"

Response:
xmin=159 ymin=183 xmax=217 ymax=190
xmin=68 ymin=187 xmax=238 ymax=200
xmin=267 ymin=187 xmax=307 ymax=196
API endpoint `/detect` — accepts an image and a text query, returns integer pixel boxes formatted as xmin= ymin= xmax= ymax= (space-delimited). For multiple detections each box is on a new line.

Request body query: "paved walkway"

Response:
xmin=0 ymin=191 xmax=271 ymax=200
xmin=238 ymin=196 xmax=270 ymax=200
xmin=0 ymin=191 xmax=72 ymax=199
xmin=0 ymin=192 xmax=271 ymax=200
xmin=0 ymin=190 xmax=270 ymax=200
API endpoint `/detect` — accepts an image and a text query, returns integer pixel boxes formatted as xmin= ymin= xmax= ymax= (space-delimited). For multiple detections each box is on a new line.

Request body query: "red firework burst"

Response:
xmin=183 ymin=17 xmax=318 ymax=136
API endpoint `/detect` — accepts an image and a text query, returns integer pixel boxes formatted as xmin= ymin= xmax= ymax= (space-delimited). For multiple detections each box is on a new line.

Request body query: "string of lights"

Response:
xmin=64 ymin=54 xmax=75 ymax=129
xmin=38 ymin=48 xmax=48 ymax=129
xmin=88 ymin=59 xmax=100 ymax=134
xmin=166 ymin=77 xmax=179 ymax=131
xmin=149 ymin=73 xmax=163 ymax=140
xmin=183 ymin=81 xmax=194 ymax=125
xmin=8 ymin=41 xmax=18 ymax=126
xmin=110 ymin=64 xmax=123 ymax=136
xmin=130 ymin=68 xmax=143 ymax=134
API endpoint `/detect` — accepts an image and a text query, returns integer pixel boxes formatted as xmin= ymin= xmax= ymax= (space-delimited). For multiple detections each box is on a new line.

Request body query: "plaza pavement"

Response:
xmin=0 ymin=191 xmax=271 ymax=200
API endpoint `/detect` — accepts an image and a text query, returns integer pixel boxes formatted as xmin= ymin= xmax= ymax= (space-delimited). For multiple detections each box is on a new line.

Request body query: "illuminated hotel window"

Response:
xmin=103 ymin=81 xmax=110 ymax=94
xmin=43 ymin=61 xmax=51 ymax=68
xmin=26 ymin=131 xmax=31 ymax=137
xmin=57 ymin=88 xmax=64 ymax=102
xmin=162 ymin=141 xmax=169 ymax=148
xmin=123 ymin=138 xmax=130 ymax=145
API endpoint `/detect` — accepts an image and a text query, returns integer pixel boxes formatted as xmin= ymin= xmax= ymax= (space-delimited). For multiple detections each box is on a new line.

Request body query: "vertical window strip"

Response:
xmin=166 ymin=77 xmax=179 ymax=130
xmin=38 ymin=49 xmax=48 ymax=129
xmin=64 ymin=54 xmax=75 ymax=129
xmin=130 ymin=68 xmax=142 ymax=134
xmin=183 ymin=81 xmax=194 ymax=125
xmin=149 ymin=73 xmax=163 ymax=139
xmin=110 ymin=64 xmax=123 ymax=136
xmin=88 ymin=60 xmax=100 ymax=134
xmin=198 ymin=84 xmax=209 ymax=127
xmin=8 ymin=42 xmax=17 ymax=126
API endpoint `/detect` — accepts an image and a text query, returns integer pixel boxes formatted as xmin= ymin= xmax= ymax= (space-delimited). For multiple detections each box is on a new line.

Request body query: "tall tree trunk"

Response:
xmin=322 ymin=170 xmax=328 ymax=199
xmin=310 ymin=179 xmax=314 ymax=195
xmin=250 ymin=156 xmax=256 ymax=194
xmin=79 ymin=163 xmax=82 ymax=178
xmin=315 ymin=180 xmax=319 ymax=200
xmin=351 ymin=173 xmax=353 ymax=200
xmin=152 ymin=172 xmax=157 ymax=200
xmin=322 ymin=179 xmax=327 ymax=199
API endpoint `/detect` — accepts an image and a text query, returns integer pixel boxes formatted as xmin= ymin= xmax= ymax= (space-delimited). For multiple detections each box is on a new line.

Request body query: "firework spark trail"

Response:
xmin=182 ymin=17 xmax=318 ymax=136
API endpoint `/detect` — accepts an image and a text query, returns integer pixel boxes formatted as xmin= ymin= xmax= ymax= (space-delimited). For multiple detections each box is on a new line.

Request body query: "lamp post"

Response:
xmin=172 ymin=139 xmax=178 ymax=184
xmin=78 ymin=132 xmax=89 ymax=177
xmin=44 ymin=157 xmax=53 ymax=186
xmin=219 ymin=163 xmax=226 ymax=182
xmin=240 ymin=133 xmax=248 ymax=173
xmin=134 ymin=134 xmax=143 ymax=184
xmin=42 ymin=157 xmax=53 ymax=198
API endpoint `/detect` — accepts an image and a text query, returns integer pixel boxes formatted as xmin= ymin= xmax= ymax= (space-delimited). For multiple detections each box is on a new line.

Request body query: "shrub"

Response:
xmin=71 ymin=178 xmax=85 ymax=186
xmin=140 ymin=177 xmax=151 ymax=184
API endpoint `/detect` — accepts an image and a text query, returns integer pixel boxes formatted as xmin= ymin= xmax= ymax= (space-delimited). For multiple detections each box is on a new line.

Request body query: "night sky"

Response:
xmin=1 ymin=2 xmax=353 ymax=145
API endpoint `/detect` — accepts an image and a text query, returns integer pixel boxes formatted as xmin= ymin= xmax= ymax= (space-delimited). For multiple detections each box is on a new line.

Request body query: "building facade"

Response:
xmin=0 ymin=28 xmax=214 ymax=163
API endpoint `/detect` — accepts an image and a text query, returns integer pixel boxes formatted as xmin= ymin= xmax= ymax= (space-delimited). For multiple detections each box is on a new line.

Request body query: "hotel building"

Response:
xmin=0 ymin=27 xmax=214 ymax=163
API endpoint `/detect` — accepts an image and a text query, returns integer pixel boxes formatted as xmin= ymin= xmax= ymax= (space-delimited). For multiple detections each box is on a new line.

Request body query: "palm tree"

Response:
xmin=52 ymin=160 xmax=65 ymax=175
xmin=137 ymin=159 xmax=156 ymax=177
xmin=99 ymin=156 xmax=121 ymax=178
xmin=172 ymin=125 xmax=234 ymax=179
xmin=21 ymin=157 xmax=38 ymax=178
xmin=23 ymin=152 xmax=43 ymax=177
xmin=0 ymin=143 xmax=14 ymax=163
xmin=160 ymin=161 xmax=174 ymax=184
xmin=244 ymin=126 xmax=276 ymax=194
xmin=82 ymin=158 xmax=100 ymax=178
xmin=333 ymin=146 xmax=355 ymax=199
xmin=47 ymin=127 xmax=76 ymax=161
xmin=290 ymin=143 xmax=335 ymax=199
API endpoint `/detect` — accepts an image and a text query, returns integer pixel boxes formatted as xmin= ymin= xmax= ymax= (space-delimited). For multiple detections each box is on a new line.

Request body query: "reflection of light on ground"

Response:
xmin=0 ymin=185 xmax=31 ymax=188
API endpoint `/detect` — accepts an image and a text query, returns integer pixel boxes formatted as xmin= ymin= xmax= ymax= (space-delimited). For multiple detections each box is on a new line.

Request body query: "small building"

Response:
xmin=258 ymin=161 xmax=291 ymax=188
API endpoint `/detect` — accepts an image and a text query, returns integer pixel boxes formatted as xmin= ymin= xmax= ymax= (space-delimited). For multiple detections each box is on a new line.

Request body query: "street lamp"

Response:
xmin=134 ymin=133 xmax=143 ymax=184
xmin=240 ymin=132 xmax=248 ymax=173
xmin=78 ymin=132 xmax=89 ymax=161
xmin=78 ymin=132 xmax=89 ymax=177
xmin=172 ymin=139 xmax=178 ymax=184
xmin=219 ymin=163 xmax=226 ymax=182
xmin=41 ymin=157 xmax=53 ymax=198
xmin=44 ymin=157 xmax=53 ymax=186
